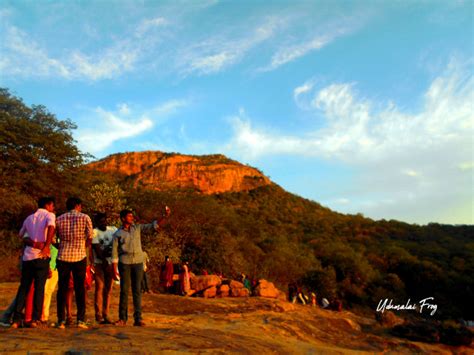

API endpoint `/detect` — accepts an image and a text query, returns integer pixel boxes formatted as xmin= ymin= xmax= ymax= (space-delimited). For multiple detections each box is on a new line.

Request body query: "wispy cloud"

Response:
xmin=135 ymin=17 xmax=168 ymax=37
xmin=259 ymin=18 xmax=361 ymax=72
xmin=0 ymin=15 xmax=169 ymax=81
xmin=76 ymin=99 xmax=190 ymax=155
xmin=177 ymin=16 xmax=285 ymax=76
xmin=224 ymin=60 xmax=473 ymax=223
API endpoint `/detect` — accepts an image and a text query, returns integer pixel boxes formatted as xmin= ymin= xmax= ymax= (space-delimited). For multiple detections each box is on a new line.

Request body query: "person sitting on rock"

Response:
xmin=297 ymin=285 xmax=308 ymax=305
xmin=163 ymin=256 xmax=174 ymax=293
xmin=241 ymin=274 xmax=251 ymax=293
xmin=288 ymin=282 xmax=297 ymax=303
xmin=310 ymin=292 xmax=317 ymax=307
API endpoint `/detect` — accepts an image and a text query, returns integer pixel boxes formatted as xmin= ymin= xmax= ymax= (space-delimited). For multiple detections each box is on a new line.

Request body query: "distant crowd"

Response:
xmin=288 ymin=282 xmax=342 ymax=311
xmin=0 ymin=196 xmax=171 ymax=329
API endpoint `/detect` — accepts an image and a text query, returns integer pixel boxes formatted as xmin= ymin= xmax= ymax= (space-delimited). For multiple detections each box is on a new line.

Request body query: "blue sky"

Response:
xmin=1 ymin=0 xmax=472 ymax=224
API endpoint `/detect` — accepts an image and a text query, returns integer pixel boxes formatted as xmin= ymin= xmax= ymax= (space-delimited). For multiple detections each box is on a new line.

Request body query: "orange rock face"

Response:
xmin=86 ymin=151 xmax=271 ymax=194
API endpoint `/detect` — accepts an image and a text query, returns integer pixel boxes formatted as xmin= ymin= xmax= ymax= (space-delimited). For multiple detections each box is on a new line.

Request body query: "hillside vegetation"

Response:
xmin=1 ymin=88 xmax=472 ymax=321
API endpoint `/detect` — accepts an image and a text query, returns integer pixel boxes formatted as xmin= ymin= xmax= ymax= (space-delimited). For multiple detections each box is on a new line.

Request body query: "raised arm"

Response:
xmin=140 ymin=206 xmax=171 ymax=233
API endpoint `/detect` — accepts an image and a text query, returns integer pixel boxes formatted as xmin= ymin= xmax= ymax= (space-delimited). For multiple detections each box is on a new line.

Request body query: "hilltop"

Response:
xmin=86 ymin=151 xmax=271 ymax=194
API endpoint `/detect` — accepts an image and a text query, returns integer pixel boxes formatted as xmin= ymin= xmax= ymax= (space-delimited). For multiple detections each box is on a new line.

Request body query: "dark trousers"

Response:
xmin=94 ymin=262 xmax=114 ymax=320
xmin=141 ymin=272 xmax=149 ymax=293
xmin=118 ymin=263 xmax=143 ymax=322
xmin=57 ymin=258 xmax=87 ymax=323
xmin=13 ymin=258 xmax=49 ymax=322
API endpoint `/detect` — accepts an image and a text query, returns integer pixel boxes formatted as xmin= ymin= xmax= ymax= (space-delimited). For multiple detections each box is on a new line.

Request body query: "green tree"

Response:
xmin=0 ymin=88 xmax=89 ymax=228
xmin=86 ymin=182 xmax=126 ymax=225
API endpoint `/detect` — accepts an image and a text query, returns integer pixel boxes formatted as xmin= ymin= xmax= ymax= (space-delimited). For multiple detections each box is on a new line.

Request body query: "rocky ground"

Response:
xmin=0 ymin=282 xmax=472 ymax=354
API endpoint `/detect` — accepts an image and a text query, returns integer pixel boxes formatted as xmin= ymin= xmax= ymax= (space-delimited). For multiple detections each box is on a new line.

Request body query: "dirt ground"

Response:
xmin=0 ymin=282 xmax=472 ymax=354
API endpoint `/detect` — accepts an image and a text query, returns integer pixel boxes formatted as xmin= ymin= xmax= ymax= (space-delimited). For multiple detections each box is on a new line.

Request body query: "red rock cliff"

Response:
xmin=86 ymin=151 xmax=271 ymax=194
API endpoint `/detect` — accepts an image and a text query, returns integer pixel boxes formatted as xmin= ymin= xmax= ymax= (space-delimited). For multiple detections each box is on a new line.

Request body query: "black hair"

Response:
xmin=94 ymin=212 xmax=107 ymax=225
xmin=38 ymin=196 xmax=55 ymax=208
xmin=66 ymin=197 xmax=82 ymax=211
xmin=120 ymin=209 xmax=133 ymax=220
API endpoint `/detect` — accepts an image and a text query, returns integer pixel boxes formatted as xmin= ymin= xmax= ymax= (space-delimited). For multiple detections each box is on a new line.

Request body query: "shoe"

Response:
xmin=10 ymin=322 xmax=20 ymax=329
xmin=77 ymin=321 xmax=88 ymax=329
xmin=65 ymin=317 xmax=73 ymax=326
xmin=0 ymin=320 xmax=11 ymax=327
xmin=133 ymin=320 xmax=146 ymax=327
xmin=114 ymin=319 xmax=126 ymax=326
xmin=100 ymin=318 xmax=113 ymax=325
xmin=57 ymin=322 xmax=66 ymax=329
xmin=25 ymin=321 xmax=38 ymax=328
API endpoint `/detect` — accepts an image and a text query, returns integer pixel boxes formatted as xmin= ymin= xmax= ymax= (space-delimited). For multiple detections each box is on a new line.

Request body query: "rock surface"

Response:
xmin=0 ymin=282 xmax=468 ymax=354
xmin=86 ymin=151 xmax=271 ymax=194
xmin=190 ymin=275 xmax=222 ymax=293
xmin=254 ymin=279 xmax=281 ymax=299
xmin=203 ymin=286 xmax=217 ymax=298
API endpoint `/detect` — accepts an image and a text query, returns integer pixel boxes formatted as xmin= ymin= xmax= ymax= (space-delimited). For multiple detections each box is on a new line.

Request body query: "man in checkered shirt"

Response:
xmin=55 ymin=197 xmax=93 ymax=329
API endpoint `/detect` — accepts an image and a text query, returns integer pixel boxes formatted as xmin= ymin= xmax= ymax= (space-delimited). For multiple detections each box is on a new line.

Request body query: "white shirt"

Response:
xmin=20 ymin=208 xmax=56 ymax=261
xmin=92 ymin=226 xmax=117 ymax=264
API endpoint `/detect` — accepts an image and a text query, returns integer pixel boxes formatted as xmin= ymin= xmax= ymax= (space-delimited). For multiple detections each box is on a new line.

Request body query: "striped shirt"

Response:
xmin=56 ymin=210 xmax=93 ymax=262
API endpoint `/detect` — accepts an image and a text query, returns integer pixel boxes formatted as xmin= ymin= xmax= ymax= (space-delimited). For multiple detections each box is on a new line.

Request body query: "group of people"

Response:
xmin=1 ymin=196 xmax=170 ymax=329
xmin=159 ymin=256 xmax=191 ymax=296
xmin=288 ymin=283 xmax=342 ymax=311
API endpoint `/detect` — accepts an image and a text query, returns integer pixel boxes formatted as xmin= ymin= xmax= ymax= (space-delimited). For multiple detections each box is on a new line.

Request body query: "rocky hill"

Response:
xmin=86 ymin=151 xmax=271 ymax=194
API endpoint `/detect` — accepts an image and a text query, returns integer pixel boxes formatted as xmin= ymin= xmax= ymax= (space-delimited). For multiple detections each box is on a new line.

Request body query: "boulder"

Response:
xmin=229 ymin=280 xmax=244 ymax=289
xmin=190 ymin=275 xmax=222 ymax=292
xmin=218 ymin=285 xmax=230 ymax=297
xmin=254 ymin=279 xmax=280 ymax=299
xmin=203 ymin=286 xmax=217 ymax=298
xmin=231 ymin=288 xmax=249 ymax=297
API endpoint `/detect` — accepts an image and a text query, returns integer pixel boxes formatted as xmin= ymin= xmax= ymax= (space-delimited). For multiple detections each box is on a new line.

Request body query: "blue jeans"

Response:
xmin=118 ymin=263 xmax=143 ymax=322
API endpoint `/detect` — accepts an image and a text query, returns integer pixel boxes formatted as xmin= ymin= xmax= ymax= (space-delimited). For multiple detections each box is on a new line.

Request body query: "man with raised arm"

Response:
xmin=11 ymin=196 xmax=56 ymax=328
xmin=112 ymin=206 xmax=170 ymax=326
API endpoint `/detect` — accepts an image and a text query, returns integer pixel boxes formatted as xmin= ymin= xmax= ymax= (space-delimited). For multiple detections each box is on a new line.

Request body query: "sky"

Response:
xmin=0 ymin=0 xmax=472 ymax=225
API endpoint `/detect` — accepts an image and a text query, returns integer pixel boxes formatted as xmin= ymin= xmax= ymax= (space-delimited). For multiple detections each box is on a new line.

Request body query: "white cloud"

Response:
xmin=135 ymin=17 xmax=168 ymax=37
xmin=0 ymin=26 xmax=71 ymax=78
xmin=259 ymin=20 xmax=358 ymax=72
xmin=224 ymin=61 xmax=473 ymax=223
xmin=293 ymin=80 xmax=315 ymax=102
xmin=77 ymin=108 xmax=153 ymax=154
xmin=0 ymin=14 xmax=168 ymax=81
xmin=151 ymin=99 xmax=189 ymax=116
xmin=178 ymin=16 xmax=284 ymax=76
xmin=76 ymin=99 xmax=189 ymax=155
